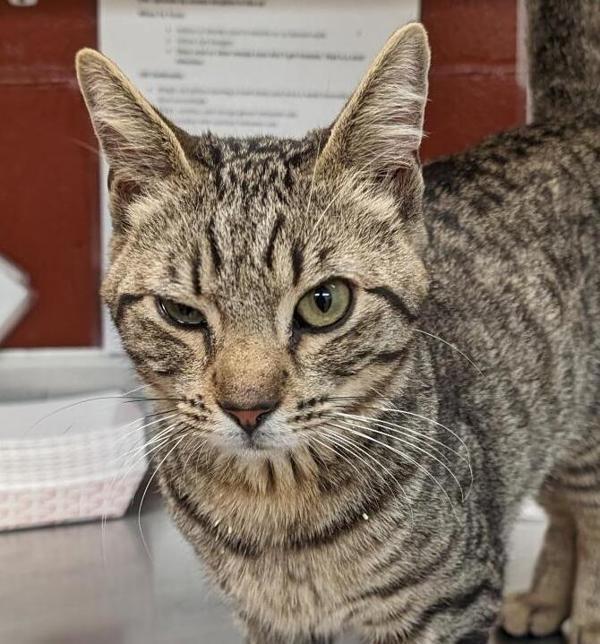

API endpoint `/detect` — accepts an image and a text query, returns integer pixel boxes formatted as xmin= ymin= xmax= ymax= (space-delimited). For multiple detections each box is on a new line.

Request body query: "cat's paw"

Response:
xmin=500 ymin=592 xmax=567 ymax=638
xmin=569 ymin=624 xmax=600 ymax=644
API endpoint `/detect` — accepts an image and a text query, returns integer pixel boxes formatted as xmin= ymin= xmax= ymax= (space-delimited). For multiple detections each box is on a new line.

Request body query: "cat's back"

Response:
xmin=423 ymin=116 xmax=600 ymax=288
xmin=424 ymin=0 xmax=600 ymax=273
xmin=424 ymin=115 xmax=598 ymax=233
xmin=420 ymin=117 xmax=600 ymax=486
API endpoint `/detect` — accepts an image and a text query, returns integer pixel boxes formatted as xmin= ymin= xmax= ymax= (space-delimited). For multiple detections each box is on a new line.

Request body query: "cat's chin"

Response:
xmin=202 ymin=412 xmax=302 ymax=457
xmin=206 ymin=428 xmax=301 ymax=459
xmin=229 ymin=436 xmax=299 ymax=459
xmin=229 ymin=434 xmax=274 ymax=454
xmin=233 ymin=443 xmax=279 ymax=460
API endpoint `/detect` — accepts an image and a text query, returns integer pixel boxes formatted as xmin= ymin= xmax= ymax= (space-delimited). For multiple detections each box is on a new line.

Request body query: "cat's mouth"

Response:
xmin=203 ymin=408 xmax=302 ymax=455
xmin=238 ymin=433 xmax=271 ymax=452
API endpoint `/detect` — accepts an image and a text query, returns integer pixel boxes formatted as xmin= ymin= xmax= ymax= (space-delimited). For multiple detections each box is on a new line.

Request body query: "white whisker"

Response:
xmin=112 ymin=411 xmax=180 ymax=450
xmin=101 ymin=418 xmax=181 ymax=557
xmin=365 ymin=387 xmax=474 ymax=497
xmin=367 ymin=391 xmax=472 ymax=456
xmin=330 ymin=412 xmax=465 ymax=502
xmin=321 ymin=425 xmax=414 ymax=525
xmin=26 ymin=382 xmax=156 ymax=435
xmin=332 ymin=421 xmax=461 ymax=522
xmin=336 ymin=411 xmax=464 ymax=465
xmin=414 ymin=328 xmax=484 ymax=376
xmin=309 ymin=435 xmax=365 ymax=482
xmin=137 ymin=433 xmax=189 ymax=560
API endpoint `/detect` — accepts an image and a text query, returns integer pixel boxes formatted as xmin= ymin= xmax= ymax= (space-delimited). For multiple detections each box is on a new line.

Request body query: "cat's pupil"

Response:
xmin=180 ymin=305 xmax=194 ymax=317
xmin=313 ymin=286 xmax=332 ymax=313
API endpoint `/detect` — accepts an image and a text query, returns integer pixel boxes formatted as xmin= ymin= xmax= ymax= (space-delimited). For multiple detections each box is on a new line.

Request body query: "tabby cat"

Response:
xmin=76 ymin=0 xmax=600 ymax=641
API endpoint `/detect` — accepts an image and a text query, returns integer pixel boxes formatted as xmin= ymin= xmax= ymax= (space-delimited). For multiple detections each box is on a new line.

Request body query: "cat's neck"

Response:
xmin=158 ymin=335 xmax=465 ymax=552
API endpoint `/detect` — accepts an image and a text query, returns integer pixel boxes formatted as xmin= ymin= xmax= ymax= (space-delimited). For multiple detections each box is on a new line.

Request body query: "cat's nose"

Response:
xmin=219 ymin=400 xmax=278 ymax=435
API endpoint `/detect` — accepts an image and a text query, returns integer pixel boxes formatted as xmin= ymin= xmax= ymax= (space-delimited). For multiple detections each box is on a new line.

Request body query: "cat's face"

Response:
xmin=77 ymin=24 xmax=430 ymax=457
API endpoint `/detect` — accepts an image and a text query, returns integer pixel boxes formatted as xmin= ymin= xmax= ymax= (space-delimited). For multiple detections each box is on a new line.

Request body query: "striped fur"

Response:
xmin=76 ymin=4 xmax=599 ymax=643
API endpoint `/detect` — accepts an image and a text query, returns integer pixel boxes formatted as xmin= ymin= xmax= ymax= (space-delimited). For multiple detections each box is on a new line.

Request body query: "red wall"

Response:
xmin=0 ymin=0 xmax=100 ymax=349
xmin=0 ymin=0 xmax=526 ymax=349
xmin=421 ymin=0 xmax=526 ymax=159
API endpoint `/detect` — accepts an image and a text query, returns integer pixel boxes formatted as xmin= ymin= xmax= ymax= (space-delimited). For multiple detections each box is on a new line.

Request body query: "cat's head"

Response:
xmin=76 ymin=24 xmax=430 ymax=458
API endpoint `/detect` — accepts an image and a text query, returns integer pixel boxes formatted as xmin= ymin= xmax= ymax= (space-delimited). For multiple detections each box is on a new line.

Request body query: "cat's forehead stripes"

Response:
xmin=191 ymin=254 xmax=202 ymax=297
xmin=197 ymin=134 xmax=319 ymax=206
xmin=206 ymin=215 xmax=223 ymax=274
xmin=264 ymin=212 xmax=285 ymax=271
xmin=290 ymin=244 xmax=305 ymax=288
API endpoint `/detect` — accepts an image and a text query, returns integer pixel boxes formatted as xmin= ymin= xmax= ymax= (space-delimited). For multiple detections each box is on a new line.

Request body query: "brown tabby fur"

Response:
xmin=76 ymin=1 xmax=600 ymax=642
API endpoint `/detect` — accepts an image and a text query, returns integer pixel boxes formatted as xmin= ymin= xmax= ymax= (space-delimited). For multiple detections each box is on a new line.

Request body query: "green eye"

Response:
xmin=157 ymin=298 xmax=205 ymax=328
xmin=295 ymin=279 xmax=352 ymax=330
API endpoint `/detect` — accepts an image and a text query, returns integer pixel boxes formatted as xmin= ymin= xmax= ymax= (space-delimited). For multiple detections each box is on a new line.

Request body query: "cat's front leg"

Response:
xmin=365 ymin=628 xmax=492 ymax=644
xmin=364 ymin=620 xmax=496 ymax=644
xmin=244 ymin=617 xmax=335 ymax=644
xmin=361 ymin=578 xmax=501 ymax=644
xmin=243 ymin=618 xmax=287 ymax=644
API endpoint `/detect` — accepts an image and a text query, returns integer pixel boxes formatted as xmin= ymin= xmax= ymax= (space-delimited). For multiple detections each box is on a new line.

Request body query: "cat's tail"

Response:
xmin=527 ymin=0 xmax=600 ymax=122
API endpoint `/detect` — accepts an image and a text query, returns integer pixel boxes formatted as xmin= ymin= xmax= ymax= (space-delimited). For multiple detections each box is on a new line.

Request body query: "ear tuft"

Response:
xmin=317 ymin=23 xmax=430 ymax=183
xmin=75 ymin=48 xmax=192 ymax=186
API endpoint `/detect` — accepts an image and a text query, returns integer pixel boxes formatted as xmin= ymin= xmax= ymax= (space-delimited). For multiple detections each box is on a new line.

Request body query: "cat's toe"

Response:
xmin=569 ymin=624 xmax=600 ymax=644
xmin=501 ymin=592 xmax=567 ymax=638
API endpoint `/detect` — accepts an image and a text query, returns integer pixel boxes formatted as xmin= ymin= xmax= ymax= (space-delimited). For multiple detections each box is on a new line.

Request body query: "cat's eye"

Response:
xmin=295 ymin=279 xmax=352 ymax=331
xmin=157 ymin=297 xmax=205 ymax=328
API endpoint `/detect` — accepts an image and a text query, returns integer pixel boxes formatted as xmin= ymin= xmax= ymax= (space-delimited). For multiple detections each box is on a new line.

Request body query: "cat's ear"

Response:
xmin=317 ymin=23 xmax=430 ymax=183
xmin=75 ymin=48 xmax=193 ymax=218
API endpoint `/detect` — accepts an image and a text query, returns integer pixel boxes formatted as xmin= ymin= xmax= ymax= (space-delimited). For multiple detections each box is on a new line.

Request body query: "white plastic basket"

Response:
xmin=0 ymin=392 xmax=148 ymax=531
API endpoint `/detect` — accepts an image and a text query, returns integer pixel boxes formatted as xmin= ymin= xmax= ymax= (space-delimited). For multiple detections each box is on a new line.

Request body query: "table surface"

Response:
xmin=0 ymin=492 xmax=565 ymax=644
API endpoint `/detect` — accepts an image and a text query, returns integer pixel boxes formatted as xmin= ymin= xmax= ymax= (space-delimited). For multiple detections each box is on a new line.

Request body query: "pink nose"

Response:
xmin=219 ymin=401 xmax=278 ymax=435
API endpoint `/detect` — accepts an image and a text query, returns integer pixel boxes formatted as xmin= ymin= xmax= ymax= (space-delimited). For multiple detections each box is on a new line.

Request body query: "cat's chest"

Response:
xmin=200 ymin=535 xmax=381 ymax=633
xmin=160 ymin=458 xmax=416 ymax=630
xmin=161 ymin=487 xmax=389 ymax=630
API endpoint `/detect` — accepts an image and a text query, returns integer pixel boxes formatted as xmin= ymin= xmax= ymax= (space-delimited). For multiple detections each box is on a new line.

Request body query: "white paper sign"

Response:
xmin=99 ymin=0 xmax=420 ymax=351
xmin=100 ymin=0 xmax=420 ymax=137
